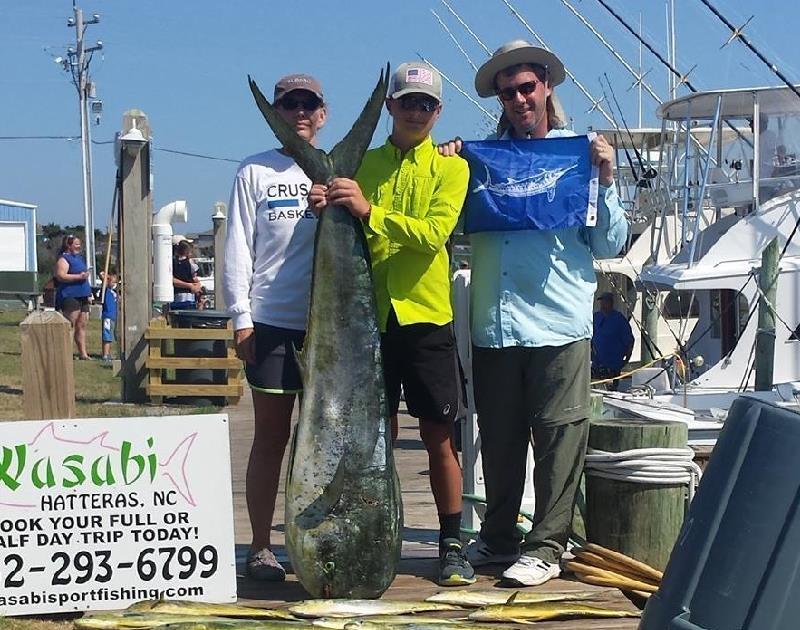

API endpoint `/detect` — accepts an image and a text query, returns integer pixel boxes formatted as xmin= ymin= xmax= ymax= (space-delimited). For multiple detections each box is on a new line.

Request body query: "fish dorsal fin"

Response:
xmin=506 ymin=591 xmax=520 ymax=604
xmin=328 ymin=63 xmax=390 ymax=179
xmin=248 ymin=64 xmax=389 ymax=183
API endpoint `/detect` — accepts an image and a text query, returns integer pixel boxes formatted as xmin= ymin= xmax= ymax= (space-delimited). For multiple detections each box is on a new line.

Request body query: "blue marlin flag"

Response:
xmin=461 ymin=134 xmax=599 ymax=234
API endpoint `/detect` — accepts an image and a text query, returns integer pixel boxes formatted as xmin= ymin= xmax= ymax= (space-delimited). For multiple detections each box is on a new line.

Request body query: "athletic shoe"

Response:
xmin=438 ymin=538 xmax=476 ymax=586
xmin=464 ymin=535 xmax=521 ymax=567
xmin=501 ymin=555 xmax=561 ymax=586
xmin=246 ymin=548 xmax=286 ymax=581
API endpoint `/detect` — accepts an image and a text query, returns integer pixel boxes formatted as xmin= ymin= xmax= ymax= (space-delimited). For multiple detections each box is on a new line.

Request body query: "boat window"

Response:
xmin=663 ymin=291 xmax=700 ymax=320
xmin=709 ymin=290 xmax=749 ymax=355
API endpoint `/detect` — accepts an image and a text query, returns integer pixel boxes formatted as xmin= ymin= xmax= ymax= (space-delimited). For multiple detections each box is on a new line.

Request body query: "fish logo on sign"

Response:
xmin=472 ymin=163 xmax=578 ymax=202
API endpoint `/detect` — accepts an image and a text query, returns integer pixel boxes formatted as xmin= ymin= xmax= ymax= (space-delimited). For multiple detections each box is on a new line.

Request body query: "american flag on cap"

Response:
xmin=406 ymin=67 xmax=434 ymax=86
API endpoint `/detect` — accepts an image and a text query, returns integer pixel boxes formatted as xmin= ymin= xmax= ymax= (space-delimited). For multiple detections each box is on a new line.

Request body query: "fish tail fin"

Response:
xmin=248 ymin=64 xmax=390 ymax=183
xmin=328 ymin=63 xmax=390 ymax=179
xmin=248 ymin=75 xmax=333 ymax=183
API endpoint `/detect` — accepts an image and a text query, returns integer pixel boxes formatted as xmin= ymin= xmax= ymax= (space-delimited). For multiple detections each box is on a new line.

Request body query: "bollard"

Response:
xmin=20 ymin=311 xmax=76 ymax=419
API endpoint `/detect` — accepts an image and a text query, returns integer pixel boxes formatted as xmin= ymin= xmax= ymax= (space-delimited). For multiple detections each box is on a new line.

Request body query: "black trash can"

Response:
xmin=169 ymin=309 xmax=230 ymax=405
xmin=640 ymin=396 xmax=800 ymax=629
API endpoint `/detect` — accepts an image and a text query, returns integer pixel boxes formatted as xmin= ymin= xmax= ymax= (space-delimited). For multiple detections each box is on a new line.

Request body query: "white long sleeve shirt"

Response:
xmin=222 ymin=149 xmax=317 ymax=331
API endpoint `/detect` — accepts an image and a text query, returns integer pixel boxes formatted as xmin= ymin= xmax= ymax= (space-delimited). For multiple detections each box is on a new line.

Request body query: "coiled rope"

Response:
xmin=584 ymin=447 xmax=703 ymax=501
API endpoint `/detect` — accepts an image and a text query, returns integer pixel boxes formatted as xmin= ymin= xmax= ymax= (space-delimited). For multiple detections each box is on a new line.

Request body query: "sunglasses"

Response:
xmin=496 ymin=80 xmax=540 ymax=101
xmin=278 ymin=96 xmax=322 ymax=111
xmin=398 ymin=94 xmax=439 ymax=113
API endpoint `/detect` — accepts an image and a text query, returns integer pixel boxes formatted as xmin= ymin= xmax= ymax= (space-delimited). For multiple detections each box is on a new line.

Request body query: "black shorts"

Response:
xmin=244 ymin=322 xmax=306 ymax=394
xmin=61 ymin=296 xmax=91 ymax=313
xmin=381 ymin=308 xmax=460 ymax=423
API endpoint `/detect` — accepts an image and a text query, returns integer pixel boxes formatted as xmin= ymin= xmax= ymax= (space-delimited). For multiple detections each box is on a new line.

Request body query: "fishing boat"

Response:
xmin=600 ymin=84 xmax=800 ymax=421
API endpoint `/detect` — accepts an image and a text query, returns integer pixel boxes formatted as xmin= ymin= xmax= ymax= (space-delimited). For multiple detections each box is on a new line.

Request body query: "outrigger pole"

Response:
xmin=696 ymin=0 xmax=800 ymax=103
xmin=560 ymin=0 xmax=662 ymax=106
xmin=593 ymin=0 xmax=698 ymax=93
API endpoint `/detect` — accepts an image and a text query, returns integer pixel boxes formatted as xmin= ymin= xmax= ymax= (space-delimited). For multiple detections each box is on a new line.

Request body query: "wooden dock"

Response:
xmin=226 ymin=390 xmax=642 ymax=629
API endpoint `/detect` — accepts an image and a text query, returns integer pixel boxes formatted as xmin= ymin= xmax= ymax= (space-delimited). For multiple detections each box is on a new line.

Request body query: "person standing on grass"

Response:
xmin=101 ymin=269 xmax=119 ymax=363
xmin=54 ymin=234 xmax=94 ymax=360
xmin=223 ymin=72 xmax=327 ymax=582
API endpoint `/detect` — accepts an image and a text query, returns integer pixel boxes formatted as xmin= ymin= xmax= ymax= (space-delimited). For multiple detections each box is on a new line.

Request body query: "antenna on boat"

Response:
xmin=696 ymin=0 xmax=800 ymax=103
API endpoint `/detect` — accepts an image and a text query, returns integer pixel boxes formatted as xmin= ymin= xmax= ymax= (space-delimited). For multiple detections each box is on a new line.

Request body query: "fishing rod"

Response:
xmin=603 ymin=73 xmax=658 ymax=182
xmin=697 ymin=0 xmax=800 ymax=102
xmin=597 ymin=79 xmax=640 ymax=182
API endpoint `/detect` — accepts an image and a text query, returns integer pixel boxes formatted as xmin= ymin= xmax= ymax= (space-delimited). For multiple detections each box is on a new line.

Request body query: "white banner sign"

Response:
xmin=0 ymin=414 xmax=236 ymax=616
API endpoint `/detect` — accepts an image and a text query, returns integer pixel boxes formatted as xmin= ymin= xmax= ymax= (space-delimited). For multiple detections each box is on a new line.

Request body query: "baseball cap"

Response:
xmin=390 ymin=62 xmax=442 ymax=101
xmin=273 ymin=74 xmax=324 ymax=103
xmin=172 ymin=234 xmax=193 ymax=246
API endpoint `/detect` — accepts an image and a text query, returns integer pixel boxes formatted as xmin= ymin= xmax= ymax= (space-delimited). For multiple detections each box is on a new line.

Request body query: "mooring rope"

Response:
xmin=584 ymin=447 xmax=703 ymax=501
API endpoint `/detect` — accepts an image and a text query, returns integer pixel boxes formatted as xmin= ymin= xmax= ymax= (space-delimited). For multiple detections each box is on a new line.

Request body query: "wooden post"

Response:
xmin=755 ymin=237 xmax=779 ymax=391
xmin=586 ymin=419 xmax=688 ymax=571
xmin=212 ymin=202 xmax=227 ymax=312
xmin=119 ymin=110 xmax=152 ymax=403
xmin=20 ymin=311 xmax=75 ymax=419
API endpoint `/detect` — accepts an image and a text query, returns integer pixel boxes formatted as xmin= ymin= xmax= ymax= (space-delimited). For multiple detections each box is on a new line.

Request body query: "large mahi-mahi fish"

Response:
xmin=248 ymin=66 xmax=401 ymax=599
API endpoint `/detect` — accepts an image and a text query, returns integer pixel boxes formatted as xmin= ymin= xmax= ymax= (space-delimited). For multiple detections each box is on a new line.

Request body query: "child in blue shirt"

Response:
xmin=101 ymin=269 xmax=119 ymax=362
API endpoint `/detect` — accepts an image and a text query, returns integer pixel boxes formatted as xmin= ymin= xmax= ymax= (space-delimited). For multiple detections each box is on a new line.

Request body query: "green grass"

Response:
xmin=0 ymin=308 xmax=214 ymax=420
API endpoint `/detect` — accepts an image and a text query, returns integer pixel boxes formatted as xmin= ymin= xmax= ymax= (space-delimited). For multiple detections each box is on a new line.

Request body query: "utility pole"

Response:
xmin=56 ymin=2 xmax=103 ymax=285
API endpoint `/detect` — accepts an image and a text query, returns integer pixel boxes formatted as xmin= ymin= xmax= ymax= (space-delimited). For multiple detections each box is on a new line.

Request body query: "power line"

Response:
xmin=0 ymin=135 xmax=78 ymax=140
xmin=0 ymin=135 xmax=242 ymax=164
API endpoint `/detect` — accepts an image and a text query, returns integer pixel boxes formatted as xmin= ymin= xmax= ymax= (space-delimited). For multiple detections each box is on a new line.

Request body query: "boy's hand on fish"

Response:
xmin=234 ymin=328 xmax=257 ymax=364
xmin=308 ymin=184 xmax=329 ymax=215
xmin=327 ymin=178 xmax=371 ymax=220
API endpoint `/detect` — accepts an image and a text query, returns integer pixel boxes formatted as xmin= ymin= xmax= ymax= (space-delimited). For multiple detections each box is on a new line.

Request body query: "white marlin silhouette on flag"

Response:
xmin=472 ymin=163 xmax=578 ymax=202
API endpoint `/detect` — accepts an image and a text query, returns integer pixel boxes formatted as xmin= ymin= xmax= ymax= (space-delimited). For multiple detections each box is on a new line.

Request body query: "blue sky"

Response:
xmin=1 ymin=0 xmax=798 ymax=234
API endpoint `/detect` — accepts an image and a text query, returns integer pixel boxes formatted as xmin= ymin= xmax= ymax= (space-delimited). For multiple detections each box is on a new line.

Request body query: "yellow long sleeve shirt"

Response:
xmin=356 ymin=137 xmax=469 ymax=331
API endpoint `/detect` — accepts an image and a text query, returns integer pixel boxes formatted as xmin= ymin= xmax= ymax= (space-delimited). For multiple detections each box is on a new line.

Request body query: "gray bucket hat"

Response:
xmin=475 ymin=39 xmax=566 ymax=97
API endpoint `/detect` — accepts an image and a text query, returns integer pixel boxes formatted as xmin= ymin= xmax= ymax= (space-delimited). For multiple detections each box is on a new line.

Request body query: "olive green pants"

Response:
xmin=472 ymin=339 xmax=590 ymax=564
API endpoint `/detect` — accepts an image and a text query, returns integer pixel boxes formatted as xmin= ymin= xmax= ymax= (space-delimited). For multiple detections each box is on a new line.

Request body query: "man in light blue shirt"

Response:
xmin=441 ymin=40 xmax=627 ymax=587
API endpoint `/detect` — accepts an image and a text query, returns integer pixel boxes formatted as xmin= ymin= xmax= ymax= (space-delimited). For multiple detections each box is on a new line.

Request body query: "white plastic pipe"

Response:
xmin=152 ymin=200 xmax=188 ymax=303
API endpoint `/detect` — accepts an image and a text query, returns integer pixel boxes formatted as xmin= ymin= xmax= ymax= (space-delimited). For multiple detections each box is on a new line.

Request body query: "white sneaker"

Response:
xmin=464 ymin=536 xmax=521 ymax=567
xmin=501 ymin=555 xmax=561 ymax=586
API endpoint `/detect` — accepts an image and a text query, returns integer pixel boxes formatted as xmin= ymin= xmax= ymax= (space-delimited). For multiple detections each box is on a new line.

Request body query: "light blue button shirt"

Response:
xmin=470 ymin=129 xmax=628 ymax=349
